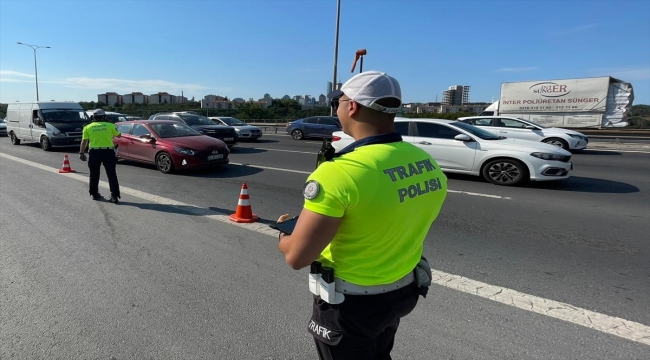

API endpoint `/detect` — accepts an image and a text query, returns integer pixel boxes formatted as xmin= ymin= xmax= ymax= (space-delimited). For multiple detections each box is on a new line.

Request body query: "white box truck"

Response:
xmin=479 ymin=76 xmax=634 ymax=128
xmin=6 ymin=101 xmax=90 ymax=151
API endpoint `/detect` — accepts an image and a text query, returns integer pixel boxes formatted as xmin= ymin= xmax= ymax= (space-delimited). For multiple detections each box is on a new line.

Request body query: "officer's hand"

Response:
xmin=277 ymin=214 xmax=290 ymax=223
xmin=79 ymin=153 xmax=87 ymax=162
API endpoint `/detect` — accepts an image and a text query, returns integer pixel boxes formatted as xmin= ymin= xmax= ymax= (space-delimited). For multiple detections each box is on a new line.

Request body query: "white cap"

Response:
xmin=93 ymin=109 xmax=106 ymax=116
xmin=328 ymin=71 xmax=402 ymax=113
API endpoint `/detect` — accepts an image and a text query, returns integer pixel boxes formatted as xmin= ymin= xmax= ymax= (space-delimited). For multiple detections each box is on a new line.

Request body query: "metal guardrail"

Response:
xmin=248 ymin=123 xmax=650 ymax=138
xmin=257 ymin=126 xmax=284 ymax=134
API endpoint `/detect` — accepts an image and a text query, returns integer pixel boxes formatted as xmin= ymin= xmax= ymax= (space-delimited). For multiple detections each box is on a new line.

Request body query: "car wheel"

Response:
xmin=40 ymin=136 xmax=52 ymax=151
xmin=542 ymin=137 xmax=569 ymax=150
xmin=10 ymin=132 xmax=21 ymax=145
xmin=291 ymin=129 xmax=304 ymax=140
xmin=155 ymin=152 xmax=175 ymax=174
xmin=482 ymin=158 xmax=528 ymax=186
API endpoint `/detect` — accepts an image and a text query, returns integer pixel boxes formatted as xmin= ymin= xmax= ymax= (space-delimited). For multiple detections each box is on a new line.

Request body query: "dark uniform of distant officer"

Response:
xmin=277 ymin=71 xmax=448 ymax=359
xmin=79 ymin=109 xmax=121 ymax=203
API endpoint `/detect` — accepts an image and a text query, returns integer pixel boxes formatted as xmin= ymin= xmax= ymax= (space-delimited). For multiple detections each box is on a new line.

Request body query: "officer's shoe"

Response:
xmin=109 ymin=195 xmax=120 ymax=204
xmin=91 ymin=193 xmax=103 ymax=201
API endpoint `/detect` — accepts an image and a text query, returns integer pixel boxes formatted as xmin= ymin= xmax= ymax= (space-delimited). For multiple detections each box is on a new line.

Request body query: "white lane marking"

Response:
xmin=240 ymin=148 xmax=317 ymax=155
xmin=229 ymin=162 xmax=312 ymax=175
xmin=434 ymin=272 xmax=650 ymax=346
xmin=1 ymin=152 xmax=649 ymax=346
xmin=228 ymin=161 xmax=511 ymax=200
xmin=448 ymin=189 xmax=511 ymax=200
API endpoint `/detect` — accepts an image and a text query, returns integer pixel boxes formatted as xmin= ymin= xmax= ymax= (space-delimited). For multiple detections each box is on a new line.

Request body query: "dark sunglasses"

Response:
xmin=330 ymin=98 xmax=351 ymax=111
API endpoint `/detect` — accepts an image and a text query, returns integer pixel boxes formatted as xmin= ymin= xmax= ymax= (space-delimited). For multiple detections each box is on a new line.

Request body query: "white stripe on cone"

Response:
xmin=238 ymin=199 xmax=251 ymax=206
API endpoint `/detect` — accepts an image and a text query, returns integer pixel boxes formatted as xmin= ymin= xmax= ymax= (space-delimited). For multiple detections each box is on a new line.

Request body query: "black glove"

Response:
xmin=79 ymin=153 xmax=87 ymax=162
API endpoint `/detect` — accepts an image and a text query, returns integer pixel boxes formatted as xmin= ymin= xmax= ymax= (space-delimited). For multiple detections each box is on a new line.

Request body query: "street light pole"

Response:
xmin=330 ymin=0 xmax=341 ymax=116
xmin=17 ymin=42 xmax=50 ymax=101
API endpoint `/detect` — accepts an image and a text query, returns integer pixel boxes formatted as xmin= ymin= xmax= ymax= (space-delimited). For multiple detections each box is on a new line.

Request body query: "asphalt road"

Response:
xmin=1 ymin=134 xmax=649 ymax=359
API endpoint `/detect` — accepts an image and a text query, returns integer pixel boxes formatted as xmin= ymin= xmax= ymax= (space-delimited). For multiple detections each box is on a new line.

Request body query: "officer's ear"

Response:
xmin=349 ymin=100 xmax=361 ymax=117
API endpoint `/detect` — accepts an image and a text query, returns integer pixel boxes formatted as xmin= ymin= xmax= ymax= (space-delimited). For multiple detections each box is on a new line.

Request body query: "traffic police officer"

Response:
xmin=277 ymin=71 xmax=448 ymax=359
xmin=79 ymin=109 xmax=122 ymax=203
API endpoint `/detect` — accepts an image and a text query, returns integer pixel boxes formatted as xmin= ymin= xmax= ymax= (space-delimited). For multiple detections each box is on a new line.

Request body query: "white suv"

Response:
xmin=457 ymin=116 xmax=588 ymax=151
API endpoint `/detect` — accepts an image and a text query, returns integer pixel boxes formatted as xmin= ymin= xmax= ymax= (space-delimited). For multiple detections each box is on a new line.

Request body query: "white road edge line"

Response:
xmin=582 ymin=149 xmax=650 ymax=154
xmin=4 ymin=153 xmax=648 ymax=346
xmin=243 ymin=148 xmax=317 ymax=155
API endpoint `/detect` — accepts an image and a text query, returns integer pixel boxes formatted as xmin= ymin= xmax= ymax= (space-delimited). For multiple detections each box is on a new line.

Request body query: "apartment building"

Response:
xmin=97 ymin=92 xmax=123 ymax=106
xmin=122 ymin=92 xmax=149 ymax=104
xmin=442 ymin=85 xmax=471 ymax=105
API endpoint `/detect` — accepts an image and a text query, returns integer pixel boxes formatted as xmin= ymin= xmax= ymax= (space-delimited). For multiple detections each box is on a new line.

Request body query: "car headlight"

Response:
xmin=567 ymin=134 xmax=586 ymax=140
xmin=52 ymin=131 xmax=65 ymax=137
xmin=530 ymin=152 xmax=568 ymax=161
xmin=234 ymin=128 xmax=242 ymax=133
xmin=174 ymin=146 xmax=196 ymax=155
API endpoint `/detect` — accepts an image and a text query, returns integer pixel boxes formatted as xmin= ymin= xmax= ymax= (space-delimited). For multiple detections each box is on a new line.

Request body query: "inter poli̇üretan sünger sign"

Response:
xmin=499 ymin=77 xmax=611 ymax=113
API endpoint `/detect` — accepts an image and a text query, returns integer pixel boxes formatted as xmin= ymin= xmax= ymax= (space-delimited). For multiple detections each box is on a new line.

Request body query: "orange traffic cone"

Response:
xmin=229 ymin=182 xmax=259 ymax=223
xmin=58 ymin=154 xmax=77 ymax=173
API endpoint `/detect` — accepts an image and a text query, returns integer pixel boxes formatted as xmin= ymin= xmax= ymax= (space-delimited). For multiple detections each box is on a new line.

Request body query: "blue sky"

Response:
xmin=1 ymin=0 xmax=649 ymax=105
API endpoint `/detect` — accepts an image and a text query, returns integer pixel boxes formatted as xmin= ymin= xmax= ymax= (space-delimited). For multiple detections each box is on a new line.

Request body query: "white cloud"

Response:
xmin=0 ymin=70 xmax=36 ymax=83
xmin=0 ymin=70 xmax=34 ymax=77
xmin=0 ymin=78 xmax=35 ymax=83
xmin=496 ymin=67 xmax=539 ymax=72
xmin=0 ymin=70 xmax=229 ymax=94
xmin=586 ymin=67 xmax=650 ymax=81
xmin=61 ymin=77 xmax=213 ymax=93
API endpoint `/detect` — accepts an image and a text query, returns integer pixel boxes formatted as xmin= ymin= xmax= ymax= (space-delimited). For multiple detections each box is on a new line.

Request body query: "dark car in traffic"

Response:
xmin=113 ymin=120 xmax=230 ymax=174
xmin=285 ymin=116 xmax=341 ymax=140
xmin=149 ymin=112 xmax=238 ymax=147
xmin=0 ymin=117 xmax=7 ymax=136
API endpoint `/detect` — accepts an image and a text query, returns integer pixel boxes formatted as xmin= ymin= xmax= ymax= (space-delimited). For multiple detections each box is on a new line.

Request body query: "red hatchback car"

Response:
xmin=113 ymin=120 xmax=230 ymax=173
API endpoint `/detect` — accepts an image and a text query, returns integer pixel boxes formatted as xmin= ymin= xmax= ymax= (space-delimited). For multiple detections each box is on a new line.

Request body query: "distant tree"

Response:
xmin=631 ymin=104 xmax=650 ymax=116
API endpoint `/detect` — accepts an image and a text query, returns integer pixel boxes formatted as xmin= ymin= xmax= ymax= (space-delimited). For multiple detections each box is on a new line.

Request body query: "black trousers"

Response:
xmin=309 ymin=283 xmax=420 ymax=360
xmin=88 ymin=149 xmax=120 ymax=197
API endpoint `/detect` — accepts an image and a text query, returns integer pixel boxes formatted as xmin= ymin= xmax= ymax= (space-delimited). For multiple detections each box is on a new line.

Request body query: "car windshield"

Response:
xmin=150 ymin=123 xmax=202 ymax=138
xmin=179 ymin=114 xmax=215 ymax=126
xmin=218 ymin=117 xmax=246 ymax=126
xmin=41 ymin=109 xmax=89 ymax=122
xmin=449 ymin=121 xmax=503 ymax=140
xmin=518 ymin=118 xmax=547 ymax=128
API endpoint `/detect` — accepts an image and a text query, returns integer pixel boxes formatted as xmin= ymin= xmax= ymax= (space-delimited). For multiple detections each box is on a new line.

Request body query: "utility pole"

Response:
xmin=330 ymin=0 xmax=341 ymax=116
xmin=17 ymin=42 xmax=50 ymax=101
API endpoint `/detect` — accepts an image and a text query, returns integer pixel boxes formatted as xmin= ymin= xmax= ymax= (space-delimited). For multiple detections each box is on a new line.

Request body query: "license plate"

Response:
xmin=224 ymin=137 xmax=234 ymax=141
xmin=208 ymin=154 xmax=224 ymax=160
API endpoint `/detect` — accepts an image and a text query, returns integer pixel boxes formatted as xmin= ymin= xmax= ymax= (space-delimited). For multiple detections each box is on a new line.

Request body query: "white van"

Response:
xmin=6 ymin=102 xmax=90 ymax=151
